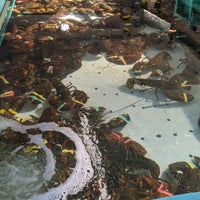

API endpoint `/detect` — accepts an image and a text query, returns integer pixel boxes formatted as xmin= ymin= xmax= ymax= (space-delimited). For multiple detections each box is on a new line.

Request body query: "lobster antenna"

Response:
xmin=102 ymin=98 xmax=143 ymax=119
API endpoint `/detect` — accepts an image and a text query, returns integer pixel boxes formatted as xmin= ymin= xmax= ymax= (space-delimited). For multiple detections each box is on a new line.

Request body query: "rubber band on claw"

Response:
xmin=62 ymin=149 xmax=75 ymax=155
xmin=108 ymin=55 xmax=127 ymax=65
xmin=29 ymin=96 xmax=45 ymax=103
xmin=31 ymin=92 xmax=46 ymax=101
xmin=57 ymin=102 xmax=67 ymax=112
xmin=0 ymin=75 xmax=9 ymax=84
xmin=183 ymin=93 xmax=188 ymax=103
xmin=72 ymin=99 xmax=85 ymax=106
xmin=0 ymin=91 xmax=15 ymax=98
xmin=47 ymin=66 xmax=54 ymax=74
xmin=118 ymin=115 xmax=130 ymax=124
xmin=181 ymin=81 xmax=190 ymax=88
xmin=156 ymin=69 xmax=164 ymax=76
xmin=157 ymin=183 xmax=173 ymax=197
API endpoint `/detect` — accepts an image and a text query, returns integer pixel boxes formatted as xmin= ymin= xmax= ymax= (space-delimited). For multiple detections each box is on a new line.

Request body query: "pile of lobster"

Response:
xmin=126 ymin=51 xmax=200 ymax=103
xmin=1 ymin=104 xmax=200 ymax=199
xmin=0 ymin=71 xmax=88 ymax=124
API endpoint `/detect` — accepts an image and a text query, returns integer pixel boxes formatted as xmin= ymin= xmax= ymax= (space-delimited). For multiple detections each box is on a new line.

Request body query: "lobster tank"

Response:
xmin=0 ymin=1 xmax=200 ymax=200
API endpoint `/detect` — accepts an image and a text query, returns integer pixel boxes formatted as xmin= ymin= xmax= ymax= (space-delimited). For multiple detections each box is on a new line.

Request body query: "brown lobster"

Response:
xmin=126 ymin=77 xmax=194 ymax=102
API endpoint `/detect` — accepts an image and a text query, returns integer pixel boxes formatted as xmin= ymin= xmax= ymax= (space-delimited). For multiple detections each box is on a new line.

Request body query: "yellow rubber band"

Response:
xmin=43 ymin=139 xmax=48 ymax=144
xmin=183 ymin=93 xmax=188 ymax=103
xmin=125 ymin=23 xmax=132 ymax=26
xmin=47 ymin=36 xmax=54 ymax=40
xmin=16 ymin=117 xmax=28 ymax=123
xmin=62 ymin=149 xmax=75 ymax=155
xmin=23 ymin=145 xmax=41 ymax=154
xmin=124 ymin=27 xmax=130 ymax=32
xmin=107 ymin=13 xmax=114 ymax=16
xmin=0 ymin=109 xmax=6 ymax=114
xmin=0 ymin=75 xmax=9 ymax=84
xmin=186 ymin=161 xmax=196 ymax=169
xmin=156 ymin=69 xmax=164 ymax=76
xmin=15 ymin=117 xmax=24 ymax=123
xmin=0 ymin=91 xmax=14 ymax=98
xmin=121 ymin=15 xmax=131 ymax=19
xmin=108 ymin=55 xmax=118 ymax=59
xmin=21 ymin=118 xmax=26 ymax=123
xmin=108 ymin=55 xmax=127 ymax=65
xmin=21 ymin=117 xmax=34 ymax=123
xmin=31 ymin=92 xmax=46 ymax=101
xmin=27 ymin=119 xmax=34 ymax=123
xmin=15 ymin=117 xmax=21 ymax=122
xmin=72 ymin=99 xmax=85 ymax=106
xmin=8 ymin=109 xmax=17 ymax=115
xmin=181 ymin=81 xmax=189 ymax=88
xmin=119 ymin=56 xmax=127 ymax=65
xmin=89 ymin=1 xmax=94 ymax=4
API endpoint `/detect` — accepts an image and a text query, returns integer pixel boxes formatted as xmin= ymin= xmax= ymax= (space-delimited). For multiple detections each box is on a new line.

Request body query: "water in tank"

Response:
xmin=0 ymin=0 xmax=200 ymax=199
xmin=174 ymin=0 xmax=200 ymax=25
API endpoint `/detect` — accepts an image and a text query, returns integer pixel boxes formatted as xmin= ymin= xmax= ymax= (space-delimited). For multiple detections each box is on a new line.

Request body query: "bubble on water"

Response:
xmin=0 ymin=148 xmax=45 ymax=200
xmin=79 ymin=114 xmax=109 ymax=199
xmin=29 ymin=134 xmax=56 ymax=183
xmin=0 ymin=116 xmax=94 ymax=199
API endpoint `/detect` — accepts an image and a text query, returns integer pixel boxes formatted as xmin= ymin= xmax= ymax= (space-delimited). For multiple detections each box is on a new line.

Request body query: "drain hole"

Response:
xmin=140 ymin=137 xmax=144 ymax=140
xmin=156 ymin=134 xmax=162 ymax=138
xmin=115 ymin=93 xmax=119 ymax=95
xmin=95 ymin=87 xmax=98 ymax=90
xmin=189 ymin=154 xmax=193 ymax=157
xmin=98 ymin=72 xmax=101 ymax=74
xmin=167 ymin=118 xmax=171 ymax=121
xmin=173 ymin=133 xmax=178 ymax=136
xmin=189 ymin=130 xmax=194 ymax=133
xmin=103 ymin=93 xmax=106 ymax=96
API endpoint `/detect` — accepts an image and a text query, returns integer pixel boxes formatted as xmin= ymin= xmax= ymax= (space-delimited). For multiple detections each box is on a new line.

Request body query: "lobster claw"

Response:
xmin=193 ymin=156 xmax=200 ymax=168
xmin=163 ymin=89 xmax=194 ymax=102
xmin=183 ymin=93 xmax=193 ymax=102
xmin=126 ymin=78 xmax=135 ymax=89
xmin=107 ymin=114 xmax=130 ymax=129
